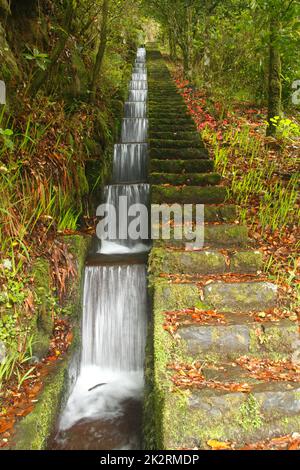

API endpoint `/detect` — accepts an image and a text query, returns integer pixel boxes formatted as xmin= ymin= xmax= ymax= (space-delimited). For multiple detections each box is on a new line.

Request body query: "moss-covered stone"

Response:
xmin=31 ymin=258 xmax=53 ymax=359
xmin=151 ymin=185 xmax=226 ymax=204
xmin=178 ymin=319 xmax=299 ymax=360
xmin=62 ymin=234 xmax=91 ymax=318
xmin=149 ymin=132 xmax=201 ymax=142
xmin=151 ymin=278 xmax=206 ymax=312
xmin=150 ymin=159 xmax=214 ymax=174
xmin=152 ymin=224 xmax=249 ymax=249
xmin=204 ymin=204 xmax=237 ymax=222
xmin=204 ymin=224 xmax=248 ymax=247
xmin=150 ymin=172 xmax=221 ymax=186
xmin=230 ymin=251 xmax=263 ymax=273
xmin=150 ymin=248 xmax=226 ymax=275
xmin=150 ymin=148 xmax=209 ymax=160
xmin=150 ymin=139 xmax=204 ymax=150
xmin=12 ymin=359 xmax=69 ymax=450
xmin=203 ymin=281 xmax=278 ymax=312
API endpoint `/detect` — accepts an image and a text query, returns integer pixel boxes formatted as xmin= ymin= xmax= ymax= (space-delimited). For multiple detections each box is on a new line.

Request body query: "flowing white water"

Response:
xmin=113 ymin=143 xmax=148 ymax=181
xmin=124 ymin=102 xmax=147 ymax=118
xmin=132 ymin=73 xmax=147 ymax=81
xmin=99 ymin=183 xmax=150 ymax=254
xmin=121 ymin=118 xmax=148 ymax=142
xmin=54 ymin=47 xmax=149 ymax=449
xmin=129 ymin=80 xmax=148 ymax=90
xmin=128 ymin=90 xmax=148 ymax=102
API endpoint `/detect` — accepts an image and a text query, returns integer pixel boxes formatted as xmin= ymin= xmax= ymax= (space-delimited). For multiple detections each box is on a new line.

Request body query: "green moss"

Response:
xmin=150 ymin=139 xmax=204 ymax=150
xmin=238 ymin=395 xmax=263 ymax=431
xmin=151 ymin=185 xmax=226 ymax=205
xmin=31 ymin=258 xmax=53 ymax=358
xmin=12 ymin=359 xmax=69 ymax=450
xmin=150 ymin=172 xmax=221 ymax=187
xmin=150 ymin=249 xmax=226 ymax=275
xmin=150 ymin=159 xmax=214 ymax=174
xmin=62 ymin=234 xmax=91 ymax=319
xmin=230 ymin=251 xmax=263 ymax=273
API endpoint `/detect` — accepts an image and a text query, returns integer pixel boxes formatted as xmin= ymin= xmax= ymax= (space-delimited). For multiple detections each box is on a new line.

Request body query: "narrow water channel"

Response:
xmin=49 ymin=47 xmax=149 ymax=450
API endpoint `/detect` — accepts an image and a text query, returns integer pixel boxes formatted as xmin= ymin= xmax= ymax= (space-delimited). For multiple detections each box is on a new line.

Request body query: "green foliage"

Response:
xmin=23 ymin=47 xmax=50 ymax=71
xmin=270 ymin=116 xmax=300 ymax=141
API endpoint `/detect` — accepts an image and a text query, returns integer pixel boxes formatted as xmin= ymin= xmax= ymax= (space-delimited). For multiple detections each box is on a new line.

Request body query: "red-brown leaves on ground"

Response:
xmin=236 ymin=356 xmax=300 ymax=383
xmin=163 ymin=308 xmax=226 ymax=337
xmin=168 ymin=362 xmax=251 ymax=393
xmin=0 ymin=318 xmax=72 ymax=448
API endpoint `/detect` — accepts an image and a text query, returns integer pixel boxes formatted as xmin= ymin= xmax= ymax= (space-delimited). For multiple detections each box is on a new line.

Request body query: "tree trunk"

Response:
xmin=181 ymin=44 xmax=190 ymax=78
xmin=267 ymin=16 xmax=282 ymax=136
xmin=28 ymin=0 xmax=75 ymax=96
xmin=168 ymin=28 xmax=177 ymax=60
xmin=89 ymin=0 xmax=109 ymax=103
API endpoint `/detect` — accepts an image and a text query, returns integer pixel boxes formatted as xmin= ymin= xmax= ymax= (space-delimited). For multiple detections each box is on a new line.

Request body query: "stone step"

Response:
xmin=150 ymin=139 xmax=205 ymax=150
xmin=150 ymin=148 xmax=209 ymax=160
xmin=149 ymin=122 xmax=196 ymax=132
xmin=203 ymin=281 xmax=278 ymax=312
xmin=149 ymin=131 xmax=200 ymax=141
xmin=150 ymin=248 xmax=263 ymax=275
xmin=204 ymin=205 xmax=237 ymax=222
xmin=178 ymin=313 xmax=298 ymax=361
xmin=148 ymin=103 xmax=189 ymax=111
xmin=149 ymin=119 xmax=196 ymax=132
xmin=150 ymin=158 xmax=214 ymax=173
xmin=153 ymin=224 xmax=249 ymax=249
xmin=151 ymin=184 xmax=227 ymax=204
xmin=149 ymin=172 xmax=221 ymax=186
xmin=164 ymin=369 xmax=300 ymax=449
xmin=148 ymin=99 xmax=185 ymax=107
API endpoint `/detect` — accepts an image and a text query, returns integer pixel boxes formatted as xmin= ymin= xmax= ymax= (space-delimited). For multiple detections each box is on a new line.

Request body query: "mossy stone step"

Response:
xmin=150 ymin=149 xmax=209 ymax=161
xmin=161 ymin=375 xmax=300 ymax=449
xmin=149 ymin=138 xmax=205 ymax=149
xmin=149 ymin=132 xmax=201 ymax=142
xmin=179 ymin=314 xmax=298 ymax=361
xmin=150 ymin=172 xmax=221 ymax=186
xmin=149 ymin=123 xmax=196 ymax=132
xmin=150 ymin=248 xmax=263 ymax=275
xmin=150 ymin=158 xmax=214 ymax=173
xmin=153 ymin=224 xmax=249 ymax=249
xmin=204 ymin=204 xmax=237 ymax=222
xmin=148 ymin=114 xmax=193 ymax=123
xmin=203 ymin=281 xmax=278 ymax=312
xmin=151 ymin=184 xmax=226 ymax=204
xmin=150 ymin=139 xmax=205 ymax=150
xmin=148 ymin=117 xmax=194 ymax=125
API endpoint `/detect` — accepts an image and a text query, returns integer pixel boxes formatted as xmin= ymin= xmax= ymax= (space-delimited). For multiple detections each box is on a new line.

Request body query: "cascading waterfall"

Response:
xmin=113 ymin=143 xmax=148 ymax=181
xmin=51 ymin=47 xmax=149 ymax=450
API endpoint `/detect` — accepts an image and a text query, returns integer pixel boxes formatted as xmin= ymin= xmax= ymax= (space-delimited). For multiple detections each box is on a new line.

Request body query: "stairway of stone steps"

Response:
xmin=145 ymin=48 xmax=300 ymax=450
